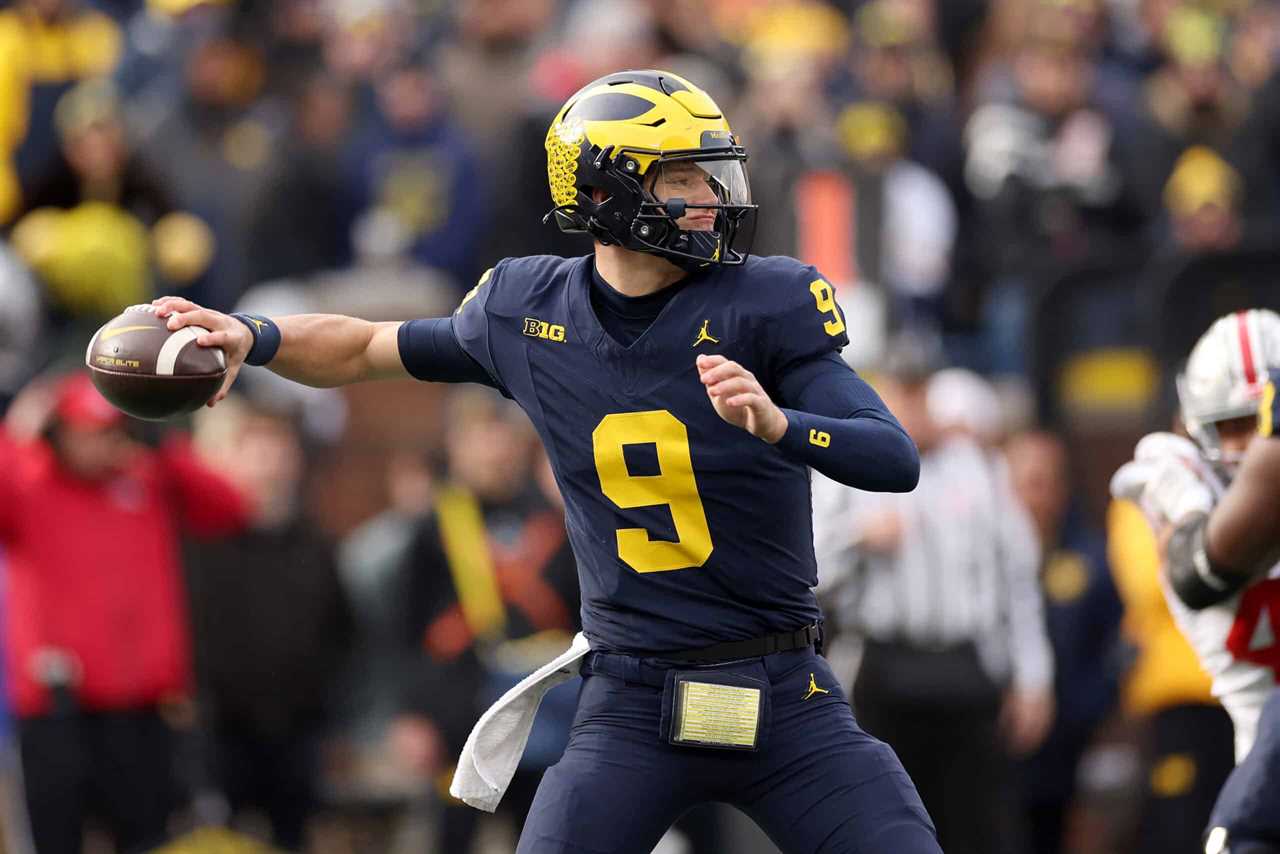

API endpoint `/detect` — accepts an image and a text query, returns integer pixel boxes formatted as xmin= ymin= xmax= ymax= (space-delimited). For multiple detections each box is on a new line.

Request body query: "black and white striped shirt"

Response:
xmin=812 ymin=436 xmax=1054 ymax=691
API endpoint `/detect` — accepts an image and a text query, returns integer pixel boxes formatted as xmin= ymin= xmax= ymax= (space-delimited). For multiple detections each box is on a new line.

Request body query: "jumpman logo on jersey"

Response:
xmin=692 ymin=320 xmax=720 ymax=348
xmin=802 ymin=673 xmax=830 ymax=700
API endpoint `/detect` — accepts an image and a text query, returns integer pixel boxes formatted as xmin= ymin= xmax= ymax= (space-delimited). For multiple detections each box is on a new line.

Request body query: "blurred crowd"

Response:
xmin=0 ymin=0 xmax=1279 ymax=851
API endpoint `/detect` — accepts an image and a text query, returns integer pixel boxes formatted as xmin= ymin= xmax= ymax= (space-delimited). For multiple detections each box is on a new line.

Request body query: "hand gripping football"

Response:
xmin=85 ymin=304 xmax=226 ymax=420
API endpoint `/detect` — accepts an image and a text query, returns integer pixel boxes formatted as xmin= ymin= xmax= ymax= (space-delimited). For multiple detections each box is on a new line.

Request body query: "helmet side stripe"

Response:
xmin=1248 ymin=309 xmax=1267 ymax=386
xmin=1237 ymin=310 xmax=1258 ymax=386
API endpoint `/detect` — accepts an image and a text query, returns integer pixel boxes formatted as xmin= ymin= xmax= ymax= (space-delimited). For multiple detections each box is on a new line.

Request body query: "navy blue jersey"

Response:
xmin=449 ymin=254 xmax=850 ymax=653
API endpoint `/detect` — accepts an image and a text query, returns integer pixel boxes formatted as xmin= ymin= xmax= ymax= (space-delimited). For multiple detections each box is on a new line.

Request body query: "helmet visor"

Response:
xmin=648 ymin=157 xmax=752 ymax=216
xmin=640 ymin=156 xmax=757 ymax=265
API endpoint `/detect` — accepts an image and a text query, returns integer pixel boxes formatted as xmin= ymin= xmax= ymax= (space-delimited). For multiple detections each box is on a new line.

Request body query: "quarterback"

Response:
xmin=1113 ymin=309 xmax=1280 ymax=854
xmin=154 ymin=70 xmax=941 ymax=853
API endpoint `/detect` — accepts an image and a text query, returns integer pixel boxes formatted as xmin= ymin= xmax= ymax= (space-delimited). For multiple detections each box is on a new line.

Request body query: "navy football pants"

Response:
xmin=516 ymin=646 xmax=941 ymax=854
xmin=1209 ymin=686 xmax=1280 ymax=848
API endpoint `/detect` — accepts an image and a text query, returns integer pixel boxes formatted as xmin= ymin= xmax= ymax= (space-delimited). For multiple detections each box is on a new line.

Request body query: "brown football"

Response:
xmin=85 ymin=304 xmax=227 ymax=421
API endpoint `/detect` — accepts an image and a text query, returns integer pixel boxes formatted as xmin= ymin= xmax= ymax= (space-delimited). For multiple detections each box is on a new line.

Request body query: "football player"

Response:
xmin=153 ymin=70 xmax=941 ymax=854
xmin=1112 ymin=309 xmax=1280 ymax=854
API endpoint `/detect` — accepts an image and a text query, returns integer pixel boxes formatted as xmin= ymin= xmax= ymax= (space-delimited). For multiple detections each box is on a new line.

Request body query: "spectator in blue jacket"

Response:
xmin=343 ymin=50 xmax=486 ymax=294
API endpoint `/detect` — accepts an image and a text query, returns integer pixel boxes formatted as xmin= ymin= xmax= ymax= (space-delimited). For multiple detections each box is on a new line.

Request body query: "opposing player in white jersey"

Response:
xmin=1113 ymin=308 xmax=1280 ymax=853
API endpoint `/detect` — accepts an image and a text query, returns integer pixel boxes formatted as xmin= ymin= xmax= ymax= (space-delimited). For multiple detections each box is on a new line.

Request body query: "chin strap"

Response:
xmin=542 ymin=203 xmax=577 ymax=227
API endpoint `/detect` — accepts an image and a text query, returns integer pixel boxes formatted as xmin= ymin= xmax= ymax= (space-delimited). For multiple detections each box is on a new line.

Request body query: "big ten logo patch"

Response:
xmin=523 ymin=317 xmax=566 ymax=343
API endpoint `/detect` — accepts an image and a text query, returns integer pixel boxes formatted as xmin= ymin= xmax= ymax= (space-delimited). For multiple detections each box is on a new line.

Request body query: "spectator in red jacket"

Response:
xmin=0 ymin=371 xmax=247 ymax=854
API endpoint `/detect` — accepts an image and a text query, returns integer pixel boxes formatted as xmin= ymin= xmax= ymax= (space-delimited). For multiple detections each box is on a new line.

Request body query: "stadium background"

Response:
xmin=0 ymin=0 xmax=1278 ymax=851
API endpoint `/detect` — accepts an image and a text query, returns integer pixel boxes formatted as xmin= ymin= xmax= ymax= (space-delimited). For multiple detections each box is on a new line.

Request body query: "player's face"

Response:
xmin=1216 ymin=414 xmax=1260 ymax=463
xmin=648 ymin=161 xmax=720 ymax=231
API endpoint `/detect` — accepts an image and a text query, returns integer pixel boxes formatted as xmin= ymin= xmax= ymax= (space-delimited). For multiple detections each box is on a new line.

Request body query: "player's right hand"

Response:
xmin=151 ymin=296 xmax=252 ymax=407
xmin=1110 ymin=432 xmax=1219 ymax=528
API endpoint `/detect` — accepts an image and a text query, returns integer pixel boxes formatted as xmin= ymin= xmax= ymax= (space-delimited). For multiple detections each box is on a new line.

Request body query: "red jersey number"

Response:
xmin=1224 ymin=579 xmax=1280 ymax=679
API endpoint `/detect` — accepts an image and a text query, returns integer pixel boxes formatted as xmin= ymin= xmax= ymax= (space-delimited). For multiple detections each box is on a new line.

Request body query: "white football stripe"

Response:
xmin=156 ymin=325 xmax=210 ymax=376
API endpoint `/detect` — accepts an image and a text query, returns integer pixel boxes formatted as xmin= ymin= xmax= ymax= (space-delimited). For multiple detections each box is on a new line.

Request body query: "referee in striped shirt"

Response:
xmin=813 ymin=353 xmax=1054 ymax=854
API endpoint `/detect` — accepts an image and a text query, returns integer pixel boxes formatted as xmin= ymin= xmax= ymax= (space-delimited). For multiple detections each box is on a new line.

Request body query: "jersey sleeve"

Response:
xmin=396 ymin=318 xmax=498 ymax=388
xmin=761 ymin=263 xmax=851 ymax=383
xmin=772 ymin=353 xmax=919 ymax=492
xmin=450 ymin=263 xmax=510 ymax=395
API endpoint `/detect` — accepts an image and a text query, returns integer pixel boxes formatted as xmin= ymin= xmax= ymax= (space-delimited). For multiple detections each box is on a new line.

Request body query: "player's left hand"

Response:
xmin=696 ymin=354 xmax=788 ymax=443
xmin=1110 ymin=432 xmax=1219 ymax=528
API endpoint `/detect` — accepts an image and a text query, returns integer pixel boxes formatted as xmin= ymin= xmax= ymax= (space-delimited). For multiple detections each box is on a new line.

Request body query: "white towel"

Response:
xmin=449 ymin=632 xmax=591 ymax=812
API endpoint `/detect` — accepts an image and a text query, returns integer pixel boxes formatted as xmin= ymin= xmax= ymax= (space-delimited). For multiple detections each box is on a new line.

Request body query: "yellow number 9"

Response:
xmin=809 ymin=279 xmax=846 ymax=337
xmin=592 ymin=410 xmax=714 ymax=573
xmin=1261 ymin=381 xmax=1276 ymax=438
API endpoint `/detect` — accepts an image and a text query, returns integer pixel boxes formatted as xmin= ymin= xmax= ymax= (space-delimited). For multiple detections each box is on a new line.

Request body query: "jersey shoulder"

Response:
xmin=729 ymin=254 xmax=821 ymax=308
xmin=481 ymin=254 xmax=588 ymax=319
xmin=452 ymin=255 xmax=588 ymax=395
xmin=726 ymin=254 xmax=850 ymax=364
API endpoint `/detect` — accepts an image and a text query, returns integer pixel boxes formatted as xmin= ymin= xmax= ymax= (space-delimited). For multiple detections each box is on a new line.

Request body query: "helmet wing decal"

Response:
xmin=566 ymin=92 xmax=662 ymax=123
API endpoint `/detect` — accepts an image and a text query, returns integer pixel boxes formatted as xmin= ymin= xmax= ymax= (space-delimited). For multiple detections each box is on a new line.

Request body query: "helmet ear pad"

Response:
xmin=573 ymin=148 xmax=652 ymax=248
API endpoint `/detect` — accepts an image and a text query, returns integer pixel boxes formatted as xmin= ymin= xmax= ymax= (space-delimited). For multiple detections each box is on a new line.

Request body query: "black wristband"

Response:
xmin=1166 ymin=513 xmax=1251 ymax=610
xmin=231 ymin=313 xmax=281 ymax=366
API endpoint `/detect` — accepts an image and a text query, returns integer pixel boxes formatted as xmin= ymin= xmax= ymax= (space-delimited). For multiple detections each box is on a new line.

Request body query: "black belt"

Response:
xmin=659 ymin=623 xmax=822 ymax=663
